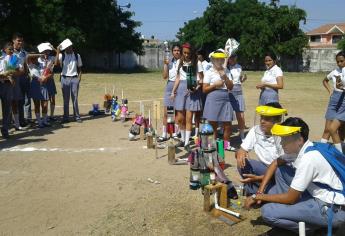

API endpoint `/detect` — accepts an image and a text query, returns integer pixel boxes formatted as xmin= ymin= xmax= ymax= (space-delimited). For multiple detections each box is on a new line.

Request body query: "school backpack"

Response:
xmin=305 ymin=142 xmax=345 ymax=195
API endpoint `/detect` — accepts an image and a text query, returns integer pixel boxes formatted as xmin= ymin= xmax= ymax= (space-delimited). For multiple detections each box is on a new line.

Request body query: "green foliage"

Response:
xmin=0 ymin=0 xmax=143 ymax=54
xmin=177 ymin=0 xmax=308 ymax=67
xmin=338 ymin=37 xmax=345 ymax=51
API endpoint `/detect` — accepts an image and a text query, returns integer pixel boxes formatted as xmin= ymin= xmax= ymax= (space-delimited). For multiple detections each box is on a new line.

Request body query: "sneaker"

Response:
xmin=43 ymin=122 xmax=51 ymax=127
xmin=76 ymin=118 xmax=82 ymax=123
xmin=175 ymin=140 xmax=184 ymax=148
xmin=157 ymin=136 xmax=168 ymax=143
xmin=225 ymin=145 xmax=237 ymax=152
xmin=15 ymin=126 xmax=24 ymax=131
xmin=172 ymin=133 xmax=179 ymax=140
xmin=49 ymin=116 xmax=57 ymax=122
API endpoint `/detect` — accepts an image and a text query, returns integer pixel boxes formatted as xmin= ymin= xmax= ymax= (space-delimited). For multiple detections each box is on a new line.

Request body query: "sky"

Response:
xmin=117 ymin=0 xmax=345 ymax=40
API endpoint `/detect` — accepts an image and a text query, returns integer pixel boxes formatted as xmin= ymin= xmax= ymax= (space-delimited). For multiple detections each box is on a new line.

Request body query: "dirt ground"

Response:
xmin=0 ymin=71 xmax=331 ymax=235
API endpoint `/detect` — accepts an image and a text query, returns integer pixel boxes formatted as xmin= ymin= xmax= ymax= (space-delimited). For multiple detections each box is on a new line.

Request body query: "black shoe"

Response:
xmin=20 ymin=122 xmax=28 ymax=127
xmin=61 ymin=118 xmax=69 ymax=124
xmin=175 ymin=140 xmax=184 ymax=148
xmin=227 ymin=186 xmax=239 ymax=200
xmin=75 ymin=118 xmax=82 ymax=123
xmin=1 ymin=130 xmax=9 ymax=139
xmin=157 ymin=136 xmax=168 ymax=143
xmin=49 ymin=116 xmax=57 ymax=122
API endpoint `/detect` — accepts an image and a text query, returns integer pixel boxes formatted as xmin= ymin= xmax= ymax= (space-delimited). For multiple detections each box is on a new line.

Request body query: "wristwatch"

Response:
xmin=251 ymin=194 xmax=257 ymax=200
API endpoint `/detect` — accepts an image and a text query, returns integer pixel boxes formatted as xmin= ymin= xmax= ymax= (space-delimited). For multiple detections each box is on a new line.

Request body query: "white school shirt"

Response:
xmin=241 ymin=125 xmax=283 ymax=165
xmin=178 ymin=61 xmax=203 ymax=81
xmin=13 ymin=49 xmax=26 ymax=69
xmin=203 ymin=66 xmax=230 ymax=90
xmin=27 ymin=64 xmax=41 ymax=79
xmin=58 ymin=52 xmax=82 ymax=77
xmin=227 ymin=64 xmax=242 ymax=85
xmin=290 ymin=140 xmax=345 ymax=205
xmin=261 ymin=64 xmax=283 ymax=85
xmin=168 ymin=58 xmax=179 ymax=82
xmin=326 ymin=68 xmax=343 ymax=92
xmin=197 ymin=60 xmax=211 ymax=81
xmin=38 ymin=56 xmax=55 ymax=75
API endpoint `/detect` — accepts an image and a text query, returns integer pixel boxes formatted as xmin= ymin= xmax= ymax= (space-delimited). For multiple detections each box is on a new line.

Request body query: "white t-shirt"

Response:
xmin=197 ymin=60 xmax=211 ymax=81
xmin=241 ymin=125 xmax=283 ymax=165
xmin=326 ymin=68 xmax=343 ymax=92
xmin=168 ymin=58 xmax=179 ymax=82
xmin=178 ymin=61 xmax=203 ymax=81
xmin=290 ymin=140 xmax=345 ymax=205
xmin=261 ymin=64 xmax=283 ymax=85
xmin=227 ymin=64 xmax=242 ymax=85
xmin=58 ymin=52 xmax=82 ymax=76
xmin=203 ymin=66 xmax=230 ymax=90
xmin=38 ymin=56 xmax=55 ymax=75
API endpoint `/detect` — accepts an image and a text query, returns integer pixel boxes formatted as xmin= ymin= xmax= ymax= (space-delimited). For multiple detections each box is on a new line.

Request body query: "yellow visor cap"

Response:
xmin=271 ymin=124 xmax=301 ymax=136
xmin=256 ymin=106 xmax=287 ymax=116
xmin=211 ymin=52 xmax=227 ymax=59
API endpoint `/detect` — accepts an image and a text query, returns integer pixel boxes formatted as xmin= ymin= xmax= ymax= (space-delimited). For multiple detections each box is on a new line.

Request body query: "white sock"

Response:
xmin=320 ymin=138 xmax=328 ymax=143
xmin=194 ymin=128 xmax=199 ymax=137
xmin=50 ymin=104 xmax=55 ymax=117
xmin=185 ymin=131 xmax=191 ymax=146
xmin=335 ymin=143 xmax=343 ymax=153
xmin=35 ymin=113 xmax=42 ymax=125
xmin=162 ymin=125 xmax=167 ymax=138
xmin=175 ymin=124 xmax=179 ymax=134
xmin=180 ymin=129 xmax=186 ymax=142
xmin=240 ymin=130 xmax=245 ymax=140
xmin=14 ymin=114 xmax=20 ymax=128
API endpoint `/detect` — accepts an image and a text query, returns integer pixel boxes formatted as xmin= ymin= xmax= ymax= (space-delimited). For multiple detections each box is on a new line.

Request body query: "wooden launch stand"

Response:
xmin=203 ymin=183 xmax=244 ymax=225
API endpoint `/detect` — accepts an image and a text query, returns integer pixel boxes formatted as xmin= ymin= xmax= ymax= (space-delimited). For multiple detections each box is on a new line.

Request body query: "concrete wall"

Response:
xmin=302 ymin=48 xmax=340 ymax=72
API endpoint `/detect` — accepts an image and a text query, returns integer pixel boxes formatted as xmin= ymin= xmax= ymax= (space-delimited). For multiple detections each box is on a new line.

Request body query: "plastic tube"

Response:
xmin=214 ymin=192 xmax=240 ymax=218
xmin=298 ymin=222 xmax=306 ymax=236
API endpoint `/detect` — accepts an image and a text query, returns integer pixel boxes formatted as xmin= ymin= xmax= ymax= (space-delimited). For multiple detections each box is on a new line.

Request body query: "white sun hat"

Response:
xmin=59 ymin=38 xmax=73 ymax=50
xmin=37 ymin=42 xmax=53 ymax=53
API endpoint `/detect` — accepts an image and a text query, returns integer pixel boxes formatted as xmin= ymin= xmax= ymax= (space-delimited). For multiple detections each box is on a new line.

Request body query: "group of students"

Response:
xmin=0 ymin=33 xmax=83 ymax=139
xmin=160 ymin=43 xmax=345 ymax=234
xmin=159 ymin=43 xmax=284 ymax=152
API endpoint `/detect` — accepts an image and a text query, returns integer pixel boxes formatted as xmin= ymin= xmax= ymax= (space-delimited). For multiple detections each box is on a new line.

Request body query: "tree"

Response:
xmin=338 ymin=36 xmax=345 ymax=51
xmin=0 ymin=0 xmax=143 ymax=54
xmin=177 ymin=0 xmax=308 ymax=69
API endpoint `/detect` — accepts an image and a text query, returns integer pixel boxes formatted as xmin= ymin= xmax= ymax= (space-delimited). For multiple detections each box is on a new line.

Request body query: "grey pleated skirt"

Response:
xmin=203 ymin=89 xmax=233 ymax=122
xmin=186 ymin=89 xmax=202 ymax=111
xmin=174 ymin=80 xmax=187 ymax=111
xmin=259 ymin=88 xmax=279 ymax=105
xmin=229 ymin=85 xmax=245 ymax=112
xmin=163 ymin=80 xmax=175 ymax=107
xmin=325 ymin=90 xmax=345 ymax=121
xmin=30 ymin=77 xmax=49 ymax=100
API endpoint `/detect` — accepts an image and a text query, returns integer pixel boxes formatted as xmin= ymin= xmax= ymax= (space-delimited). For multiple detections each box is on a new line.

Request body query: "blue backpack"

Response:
xmin=305 ymin=142 xmax=345 ymax=195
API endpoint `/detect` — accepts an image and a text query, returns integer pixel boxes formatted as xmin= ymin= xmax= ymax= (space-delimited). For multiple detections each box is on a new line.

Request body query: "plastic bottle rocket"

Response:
xmin=163 ymin=41 xmax=170 ymax=61
xmin=189 ymin=150 xmax=200 ymax=190
xmin=111 ymin=96 xmax=118 ymax=121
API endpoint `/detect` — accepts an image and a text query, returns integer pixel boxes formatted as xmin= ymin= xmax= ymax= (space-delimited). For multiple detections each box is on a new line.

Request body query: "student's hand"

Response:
xmin=244 ymin=196 xmax=257 ymax=210
xmin=214 ymin=80 xmax=225 ymax=88
xmin=164 ymin=59 xmax=169 ymax=65
xmin=240 ymin=174 xmax=260 ymax=183
xmin=236 ymin=149 xmax=248 ymax=168
xmin=336 ymin=81 xmax=344 ymax=90
xmin=170 ymin=92 xmax=176 ymax=101
xmin=256 ymin=83 xmax=265 ymax=89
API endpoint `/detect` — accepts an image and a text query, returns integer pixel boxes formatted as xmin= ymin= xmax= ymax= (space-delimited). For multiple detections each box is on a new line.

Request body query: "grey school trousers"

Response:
xmin=61 ymin=76 xmax=80 ymax=119
xmin=0 ymin=82 xmax=13 ymax=132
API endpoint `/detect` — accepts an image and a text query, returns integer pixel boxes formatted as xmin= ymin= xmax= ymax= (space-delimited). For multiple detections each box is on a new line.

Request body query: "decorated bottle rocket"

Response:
xmin=42 ymin=61 xmax=54 ymax=77
xmin=167 ymin=106 xmax=176 ymax=164
xmin=111 ymin=96 xmax=118 ymax=121
xmin=120 ymin=98 xmax=128 ymax=122
xmin=216 ymin=138 xmax=225 ymax=170
xmin=163 ymin=41 xmax=170 ymax=61
xmin=189 ymin=150 xmax=200 ymax=190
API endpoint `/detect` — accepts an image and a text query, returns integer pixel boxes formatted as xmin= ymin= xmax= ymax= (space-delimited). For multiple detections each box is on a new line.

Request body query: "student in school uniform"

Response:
xmin=257 ymin=53 xmax=284 ymax=105
xmin=171 ymin=43 xmax=203 ymax=151
xmin=236 ymin=103 xmax=286 ymax=196
xmin=202 ymin=50 xmax=234 ymax=150
xmin=12 ymin=33 xmax=31 ymax=127
xmin=321 ymin=51 xmax=345 ymax=153
xmin=0 ymin=43 xmax=17 ymax=138
xmin=227 ymin=54 xmax=247 ymax=140
xmin=37 ymin=43 xmax=57 ymax=121
xmin=158 ymin=44 xmax=181 ymax=142
xmin=27 ymin=54 xmax=51 ymax=128
xmin=245 ymin=117 xmax=345 ymax=234
xmin=54 ymin=39 xmax=83 ymax=123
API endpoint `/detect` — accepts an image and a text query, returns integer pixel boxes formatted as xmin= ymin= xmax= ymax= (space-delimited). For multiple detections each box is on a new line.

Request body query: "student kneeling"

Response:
xmin=245 ymin=117 xmax=345 ymax=234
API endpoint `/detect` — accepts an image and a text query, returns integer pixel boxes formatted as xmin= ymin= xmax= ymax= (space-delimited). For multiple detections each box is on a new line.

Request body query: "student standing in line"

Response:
xmin=170 ymin=43 xmax=203 ymax=151
xmin=54 ymin=39 xmax=83 ymax=123
xmin=158 ymin=44 xmax=181 ymax=142
xmin=27 ymin=54 xmax=51 ymax=128
xmin=257 ymin=53 xmax=284 ymax=105
xmin=202 ymin=50 xmax=234 ymax=150
xmin=12 ymin=33 xmax=31 ymax=127
xmin=321 ymin=51 xmax=345 ymax=153
xmin=37 ymin=43 xmax=57 ymax=121
xmin=227 ymin=54 xmax=247 ymax=140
